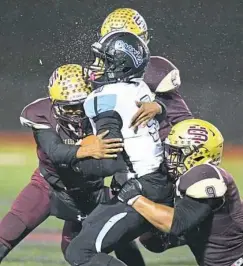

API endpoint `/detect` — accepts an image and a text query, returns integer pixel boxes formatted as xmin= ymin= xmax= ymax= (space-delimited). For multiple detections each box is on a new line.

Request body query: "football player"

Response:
xmin=100 ymin=7 xmax=192 ymax=252
xmin=65 ymin=31 xmax=174 ymax=266
xmin=118 ymin=118 xmax=243 ymax=266
xmin=100 ymin=8 xmax=192 ymax=138
xmin=0 ymin=64 xmax=141 ymax=266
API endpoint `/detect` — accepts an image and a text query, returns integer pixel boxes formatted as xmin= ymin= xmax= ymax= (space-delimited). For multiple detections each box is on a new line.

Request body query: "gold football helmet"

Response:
xmin=100 ymin=8 xmax=149 ymax=43
xmin=164 ymin=119 xmax=224 ymax=180
xmin=48 ymin=64 xmax=91 ymax=125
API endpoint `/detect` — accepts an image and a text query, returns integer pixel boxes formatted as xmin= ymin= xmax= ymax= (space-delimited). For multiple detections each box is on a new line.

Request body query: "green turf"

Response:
xmin=0 ymin=144 xmax=242 ymax=266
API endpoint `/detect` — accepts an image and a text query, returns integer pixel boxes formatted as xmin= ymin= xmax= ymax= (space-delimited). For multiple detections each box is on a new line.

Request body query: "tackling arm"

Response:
xmin=118 ymin=164 xmax=226 ymax=236
xmin=133 ymin=196 xmax=174 ymax=233
xmin=20 ymin=98 xmax=124 ymax=177
xmin=132 ymin=195 xmax=213 ymax=236
xmin=34 ymin=126 xmax=125 ymax=178
xmin=33 ymin=128 xmax=79 ymax=166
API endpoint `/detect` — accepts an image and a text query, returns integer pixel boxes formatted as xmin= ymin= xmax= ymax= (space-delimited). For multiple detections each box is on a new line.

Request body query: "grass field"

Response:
xmin=0 ymin=141 xmax=242 ymax=266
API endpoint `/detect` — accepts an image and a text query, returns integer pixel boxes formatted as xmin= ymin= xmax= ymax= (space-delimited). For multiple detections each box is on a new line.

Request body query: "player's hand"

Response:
xmin=129 ymin=101 xmax=162 ymax=130
xmin=117 ymin=178 xmax=143 ymax=206
xmin=77 ymin=130 xmax=124 ymax=159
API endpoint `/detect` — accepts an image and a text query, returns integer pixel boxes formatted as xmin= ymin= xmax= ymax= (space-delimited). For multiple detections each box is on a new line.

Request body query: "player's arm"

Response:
xmin=129 ymin=95 xmax=167 ymax=129
xmin=20 ymin=108 xmax=79 ymax=165
xmin=33 ymin=128 xmax=79 ymax=165
xmin=71 ymin=112 xmax=127 ymax=177
xmin=118 ymin=164 xmax=227 ymax=236
xmin=132 ymin=195 xmax=215 ymax=236
xmin=33 ymin=128 xmax=124 ymax=172
xmin=72 ymin=95 xmax=128 ymax=177
xmin=156 ymin=91 xmax=193 ymax=126
xmin=20 ymin=109 xmax=122 ymax=168
xmin=118 ymin=180 xmax=214 ymax=235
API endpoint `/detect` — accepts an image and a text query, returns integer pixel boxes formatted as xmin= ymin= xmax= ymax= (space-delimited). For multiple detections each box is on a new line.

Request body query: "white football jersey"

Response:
xmin=84 ymin=80 xmax=163 ymax=177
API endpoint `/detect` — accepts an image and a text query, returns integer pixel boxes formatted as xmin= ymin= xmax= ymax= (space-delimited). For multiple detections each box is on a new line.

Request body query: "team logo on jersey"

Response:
xmin=63 ymin=139 xmax=75 ymax=145
xmin=114 ymin=40 xmax=143 ymax=68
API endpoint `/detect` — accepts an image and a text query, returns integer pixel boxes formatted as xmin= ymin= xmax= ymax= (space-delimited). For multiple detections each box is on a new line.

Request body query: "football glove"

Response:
xmin=117 ymin=178 xmax=143 ymax=205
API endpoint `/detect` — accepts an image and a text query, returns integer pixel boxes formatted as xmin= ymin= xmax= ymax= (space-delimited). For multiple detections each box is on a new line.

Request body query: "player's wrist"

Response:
xmin=155 ymin=102 xmax=162 ymax=114
xmin=127 ymin=195 xmax=142 ymax=206
xmin=153 ymin=100 xmax=163 ymax=114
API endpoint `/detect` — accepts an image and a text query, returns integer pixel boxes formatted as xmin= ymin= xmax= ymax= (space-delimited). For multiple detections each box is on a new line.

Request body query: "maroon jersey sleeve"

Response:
xmin=158 ymin=89 xmax=193 ymax=124
xmin=20 ymin=97 xmax=79 ymax=168
xmin=20 ymin=97 xmax=53 ymax=129
xmin=178 ymin=164 xmax=227 ymax=199
xmin=144 ymin=56 xmax=193 ymax=140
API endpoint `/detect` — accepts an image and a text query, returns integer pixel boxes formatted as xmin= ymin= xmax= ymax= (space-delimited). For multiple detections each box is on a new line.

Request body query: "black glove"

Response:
xmin=117 ymin=178 xmax=143 ymax=205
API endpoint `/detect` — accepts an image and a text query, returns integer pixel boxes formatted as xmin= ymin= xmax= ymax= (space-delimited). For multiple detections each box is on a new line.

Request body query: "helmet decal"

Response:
xmin=114 ymin=40 xmax=143 ymax=68
xmin=133 ymin=13 xmax=147 ymax=31
xmin=187 ymin=125 xmax=209 ymax=143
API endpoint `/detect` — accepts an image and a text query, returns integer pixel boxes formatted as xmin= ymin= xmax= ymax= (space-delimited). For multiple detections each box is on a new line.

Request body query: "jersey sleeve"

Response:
xmin=33 ymin=128 xmax=79 ymax=166
xmin=79 ymin=91 xmax=128 ymax=177
xmin=178 ymin=164 xmax=227 ymax=199
xmin=84 ymin=90 xmax=124 ymax=140
xmin=84 ymin=92 xmax=117 ymax=119
xmin=20 ymin=98 xmax=52 ymax=129
xmin=171 ymin=195 xmax=213 ymax=236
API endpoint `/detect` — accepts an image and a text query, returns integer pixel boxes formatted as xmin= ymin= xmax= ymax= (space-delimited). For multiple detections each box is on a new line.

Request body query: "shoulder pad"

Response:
xmin=151 ymin=56 xmax=179 ymax=70
xmin=20 ymin=97 xmax=51 ymax=129
xmin=144 ymin=56 xmax=181 ymax=93
xmin=156 ymin=68 xmax=181 ymax=93
xmin=178 ymin=164 xmax=227 ymax=199
xmin=84 ymin=92 xmax=117 ymax=119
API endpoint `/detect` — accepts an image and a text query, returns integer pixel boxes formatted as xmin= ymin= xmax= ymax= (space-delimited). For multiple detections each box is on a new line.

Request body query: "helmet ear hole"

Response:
xmin=194 ymin=156 xmax=204 ymax=162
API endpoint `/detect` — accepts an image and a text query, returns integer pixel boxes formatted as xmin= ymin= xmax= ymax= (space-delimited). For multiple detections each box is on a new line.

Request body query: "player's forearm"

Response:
xmin=133 ymin=196 xmax=174 ymax=233
xmin=72 ymin=153 xmax=126 ymax=177
xmin=33 ymin=128 xmax=79 ymax=165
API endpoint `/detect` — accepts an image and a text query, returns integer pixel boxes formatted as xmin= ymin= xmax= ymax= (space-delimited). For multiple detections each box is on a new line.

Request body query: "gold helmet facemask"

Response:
xmin=100 ymin=8 xmax=150 ymax=44
xmin=163 ymin=119 xmax=224 ymax=181
xmin=48 ymin=64 xmax=91 ymax=126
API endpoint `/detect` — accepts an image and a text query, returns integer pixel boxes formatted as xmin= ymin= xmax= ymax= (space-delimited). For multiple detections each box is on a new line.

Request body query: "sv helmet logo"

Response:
xmin=114 ymin=40 xmax=143 ymax=68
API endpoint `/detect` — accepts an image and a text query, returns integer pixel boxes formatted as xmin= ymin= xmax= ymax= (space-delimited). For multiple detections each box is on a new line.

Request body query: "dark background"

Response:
xmin=0 ymin=0 xmax=242 ymax=143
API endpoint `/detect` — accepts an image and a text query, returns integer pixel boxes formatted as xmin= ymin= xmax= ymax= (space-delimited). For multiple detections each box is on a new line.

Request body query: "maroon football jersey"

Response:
xmin=178 ymin=164 xmax=243 ymax=266
xmin=20 ymin=97 xmax=98 ymax=190
xmin=144 ymin=56 xmax=193 ymax=140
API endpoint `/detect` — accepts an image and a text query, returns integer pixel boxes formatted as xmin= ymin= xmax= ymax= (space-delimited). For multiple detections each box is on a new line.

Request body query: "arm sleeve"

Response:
xmin=71 ymin=111 xmax=127 ymax=177
xmin=33 ymin=128 xmax=79 ymax=166
xmin=170 ymin=196 xmax=214 ymax=236
xmin=154 ymin=95 xmax=167 ymax=123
